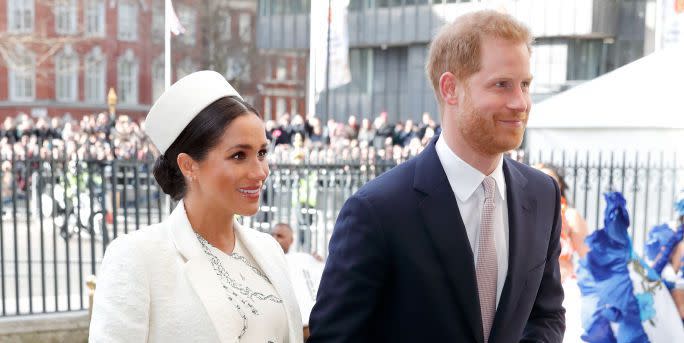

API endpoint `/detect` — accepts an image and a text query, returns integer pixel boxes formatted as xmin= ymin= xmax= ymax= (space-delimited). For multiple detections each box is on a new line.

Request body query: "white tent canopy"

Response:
xmin=525 ymin=46 xmax=684 ymax=154
xmin=527 ymin=46 xmax=684 ymax=129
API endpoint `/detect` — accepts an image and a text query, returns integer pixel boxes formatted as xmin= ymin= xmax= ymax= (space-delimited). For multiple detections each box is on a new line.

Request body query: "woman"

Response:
xmin=533 ymin=163 xmax=588 ymax=343
xmin=534 ymin=164 xmax=589 ymax=280
xmin=89 ymin=71 xmax=303 ymax=343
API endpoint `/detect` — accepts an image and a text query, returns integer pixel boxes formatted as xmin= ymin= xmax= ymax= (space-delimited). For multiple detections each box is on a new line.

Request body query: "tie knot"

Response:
xmin=482 ymin=176 xmax=496 ymax=201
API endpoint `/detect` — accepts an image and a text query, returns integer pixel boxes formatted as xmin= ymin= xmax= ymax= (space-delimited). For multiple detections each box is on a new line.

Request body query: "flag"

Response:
xmin=166 ymin=0 xmax=185 ymax=36
xmin=310 ymin=0 xmax=351 ymax=96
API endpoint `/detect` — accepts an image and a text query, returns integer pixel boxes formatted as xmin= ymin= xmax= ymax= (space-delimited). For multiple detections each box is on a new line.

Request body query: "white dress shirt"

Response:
xmin=435 ymin=136 xmax=509 ymax=307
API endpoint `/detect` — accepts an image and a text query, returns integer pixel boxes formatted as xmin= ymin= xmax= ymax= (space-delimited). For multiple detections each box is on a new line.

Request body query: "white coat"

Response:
xmin=89 ymin=201 xmax=303 ymax=343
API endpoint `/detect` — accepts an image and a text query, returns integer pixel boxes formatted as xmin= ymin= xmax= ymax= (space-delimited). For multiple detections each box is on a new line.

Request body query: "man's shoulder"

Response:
xmin=356 ymin=157 xmax=418 ymax=201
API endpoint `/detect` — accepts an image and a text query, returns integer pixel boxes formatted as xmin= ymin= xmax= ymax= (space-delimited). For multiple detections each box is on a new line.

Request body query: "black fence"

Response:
xmin=526 ymin=150 xmax=683 ymax=252
xmin=0 ymin=156 xmax=165 ymax=317
xmin=0 ymin=150 xmax=681 ymax=316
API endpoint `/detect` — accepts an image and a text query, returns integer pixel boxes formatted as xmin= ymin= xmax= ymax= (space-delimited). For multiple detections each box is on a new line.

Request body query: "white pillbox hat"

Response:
xmin=144 ymin=70 xmax=243 ymax=155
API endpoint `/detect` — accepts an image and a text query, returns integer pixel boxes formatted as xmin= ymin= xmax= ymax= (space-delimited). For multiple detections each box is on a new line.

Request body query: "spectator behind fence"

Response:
xmin=534 ymin=163 xmax=588 ymax=342
xmin=308 ymin=10 xmax=565 ymax=342
xmin=271 ymin=223 xmax=324 ymax=329
xmin=89 ymin=71 xmax=303 ymax=343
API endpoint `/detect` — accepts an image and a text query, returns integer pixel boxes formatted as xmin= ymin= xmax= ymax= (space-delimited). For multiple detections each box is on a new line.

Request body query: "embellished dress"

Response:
xmin=577 ymin=192 xmax=684 ymax=342
xmin=197 ymin=233 xmax=289 ymax=343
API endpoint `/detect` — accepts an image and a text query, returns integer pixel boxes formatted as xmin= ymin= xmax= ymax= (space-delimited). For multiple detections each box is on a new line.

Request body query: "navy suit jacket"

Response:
xmin=308 ymin=137 xmax=565 ymax=342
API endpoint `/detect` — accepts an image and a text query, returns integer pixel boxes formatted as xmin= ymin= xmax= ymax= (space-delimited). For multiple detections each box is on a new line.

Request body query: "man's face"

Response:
xmin=271 ymin=225 xmax=293 ymax=253
xmin=451 ymin=37 xmax=532 ymax=155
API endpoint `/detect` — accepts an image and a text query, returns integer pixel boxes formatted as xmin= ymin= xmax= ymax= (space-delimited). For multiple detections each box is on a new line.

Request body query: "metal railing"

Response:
xmin=527 ymin=150 xmax=683 ymax=253
xmin=0 ymin=150 xmax=681 ymax=316
xmin=0 ymin=156 xmax=167 ymax=317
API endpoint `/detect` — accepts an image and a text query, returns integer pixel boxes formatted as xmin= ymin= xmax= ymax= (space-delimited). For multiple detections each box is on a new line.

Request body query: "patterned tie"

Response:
xmin=476 ymin=176 xmax=498 ymax=342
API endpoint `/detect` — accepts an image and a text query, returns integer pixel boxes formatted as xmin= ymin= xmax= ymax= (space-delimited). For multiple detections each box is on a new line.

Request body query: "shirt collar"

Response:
xmin=435 ymin=135 xmax=506 ymax=202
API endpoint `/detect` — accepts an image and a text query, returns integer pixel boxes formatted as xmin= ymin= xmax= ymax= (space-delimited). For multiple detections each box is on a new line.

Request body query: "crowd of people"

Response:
xmin=266 ymin=111 xmax=442 ymax=164
xmin=0 ymin=112 xmax=155 ymax=162
xmin=0 ymin=110 xmax=446 ymax=165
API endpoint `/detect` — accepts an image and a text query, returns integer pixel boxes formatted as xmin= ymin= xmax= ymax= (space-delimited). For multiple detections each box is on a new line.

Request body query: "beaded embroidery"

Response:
xmin=196 ymin=233 xmax=283 ymax=341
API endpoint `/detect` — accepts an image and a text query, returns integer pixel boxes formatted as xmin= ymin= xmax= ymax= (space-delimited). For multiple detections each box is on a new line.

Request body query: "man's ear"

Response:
xmin=176 ymin=153 xmax=197 ymax=180
xmin=439 ymin=72 xmax=460 ymax=107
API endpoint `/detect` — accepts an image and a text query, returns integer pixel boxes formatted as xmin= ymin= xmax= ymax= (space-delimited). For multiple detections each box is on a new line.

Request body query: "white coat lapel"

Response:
xmin=169 ymin=201 xmax=242 ymax=343
xmin=235 ymin=223 xmax=303 ymax=343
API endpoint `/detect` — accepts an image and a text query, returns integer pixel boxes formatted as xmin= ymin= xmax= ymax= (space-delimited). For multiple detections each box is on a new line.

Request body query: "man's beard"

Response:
xmin=458 ymin=97 xmax=526 ymax=156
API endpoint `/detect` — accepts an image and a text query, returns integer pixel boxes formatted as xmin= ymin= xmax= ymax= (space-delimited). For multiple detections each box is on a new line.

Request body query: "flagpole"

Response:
xmin=307 ymin=2 xmax=316 ymax=119
xmin=324 ymin=0 xmax=332 ymax=124
xmin=164 ymin=0 xmax=172 ymax=90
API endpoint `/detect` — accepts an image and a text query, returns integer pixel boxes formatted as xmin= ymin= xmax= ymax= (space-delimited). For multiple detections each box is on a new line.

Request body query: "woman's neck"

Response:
xmin=183 ymin=194 xmax=236 ymax=254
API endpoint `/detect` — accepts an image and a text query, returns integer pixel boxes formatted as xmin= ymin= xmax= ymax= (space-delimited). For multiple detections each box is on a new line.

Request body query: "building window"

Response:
xmin=118 ymin=1 xmax=138 ymax=41
xmin=239 ymin=13 xmax=251 ymax=42
xmin=290 ymin=98 xmax=298 ymax=115
xmin=567 ymin=39 xmax=603 ymax=81
xmin=264 ymin=97 xmax=272 ymax=120
xmin=8 ymin=46 xmax=35 ymax=101
xmin=55 ymin=0 xmax=77 ymax=34
xmin=221 ymin=13 xmax=232 ymax=40
xmin=241 ymin=61 xmax=251 ymax=82
xmin=85 ymin=0 xmax=106 ymax=36
xmin=276 ymin=58 xmax=287 ymax=80
xmin=265 ymin=57 xmax=273 ymax=80
xmin=349 ymin=48 xmax=373 ymax=93
xmin=152 ymin=2 xmax=164 ymax=43
xmin=276 ymin=97 xmax=286 ymax=117
xmin=530 ymin=41 xmax=568 ymax=94
xmin=55 ymin=46 xmax=79 ymax=102
xmin=117 ymin=50 xmax=139 ymax=104
xmin=226 ymin=57 xmax=249 ymax=82
xmin=178 ymin=6 xmax=196 ymax=46
xmin=152 ymin=56 xmax=165 ymax=102
xmin=291 ymin=58 xmax=299 ymax=80
xmin=8 ymin=0 xmax=34 ymax=33
xmin=85 ymin=47 xmax=106 ymax=103
xmin=176 ymin=58 xmax=196 ymax=80
xmin=260 ymin=0 xmax=310 ymax=15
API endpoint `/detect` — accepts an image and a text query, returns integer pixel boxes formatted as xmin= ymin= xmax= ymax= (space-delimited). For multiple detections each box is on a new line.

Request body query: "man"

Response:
xmin=272 ymin=223 xmax=324 ymax=332
xmin=272 ymin=222 xmax=295 ymax=253
xmin=308 ymin=10 xmax=565 ymax=343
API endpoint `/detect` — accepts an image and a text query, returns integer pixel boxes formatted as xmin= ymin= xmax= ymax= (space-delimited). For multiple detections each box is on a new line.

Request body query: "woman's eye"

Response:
xmin=495 ymin=81 xmax=508 ymax=88
xmin=231 ymin=152 xmax=246 ymax=160
xmin=258 ymin=149 xmax=269 ymax=159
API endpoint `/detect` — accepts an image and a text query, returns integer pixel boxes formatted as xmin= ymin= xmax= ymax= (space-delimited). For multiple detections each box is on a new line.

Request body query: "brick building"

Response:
xmin=0 ymin=0 xmax=265 ymax=121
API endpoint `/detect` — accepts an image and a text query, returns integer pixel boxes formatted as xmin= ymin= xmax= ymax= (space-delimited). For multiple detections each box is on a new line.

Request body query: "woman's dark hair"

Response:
xmin=153 ymin=96 xmax=261 ymax=201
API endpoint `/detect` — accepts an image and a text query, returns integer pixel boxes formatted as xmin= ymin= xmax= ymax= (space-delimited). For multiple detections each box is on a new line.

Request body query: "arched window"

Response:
xmin=85 ymin=0 xmax=106 ymax=36
xmin=8 ymin=45 xmax=35 ymax=101
xmin=118 ymin=0 xmax=138 ymax=41
xmin=152 ymin=55 xmax=165 ymax=102
xmin=55 ymin=45 xmax=79 ymax=102
xmin=117 ymin=50 xmax=139 ymax=104
xmin=55 ymin=0 xmax=77 ymax=34
xmin=85 ymin=46 xmax=106 ymax=103
xmin=8 ymin=0 xmax=34 ymax=33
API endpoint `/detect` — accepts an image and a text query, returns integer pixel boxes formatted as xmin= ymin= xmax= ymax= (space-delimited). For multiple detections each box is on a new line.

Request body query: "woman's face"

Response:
xmin=193 ymin=113 xmax=269 ymax=217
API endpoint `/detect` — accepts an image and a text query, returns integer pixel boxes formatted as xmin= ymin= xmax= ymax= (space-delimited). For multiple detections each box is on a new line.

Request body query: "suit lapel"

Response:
xmin=414 ymin=140 xmax=484 ymax=342
xmin=490 ymin=160 xmax=536 ymax=342
xmin=236 ymin=223 xmax=302 ymax=343
xmin=168 ymin=201 xmax=240 ymax=343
